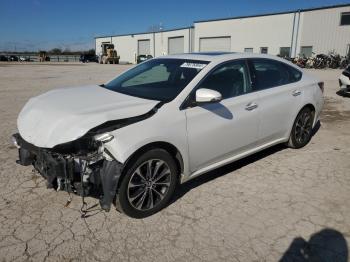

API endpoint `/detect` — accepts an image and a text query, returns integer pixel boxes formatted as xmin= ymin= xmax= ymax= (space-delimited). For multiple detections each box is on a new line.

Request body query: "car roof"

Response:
xmin=159 ymin=52 xmax=300 ymax=70
xmin=161 ymin=52 xmax=285 ymax=62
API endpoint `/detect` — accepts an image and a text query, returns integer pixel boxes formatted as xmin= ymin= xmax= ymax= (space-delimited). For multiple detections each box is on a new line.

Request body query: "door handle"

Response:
xmin=245 ymin=102 xmax=258 ymax=111
xmin=292 ymin=90 xmax=301 ymax=96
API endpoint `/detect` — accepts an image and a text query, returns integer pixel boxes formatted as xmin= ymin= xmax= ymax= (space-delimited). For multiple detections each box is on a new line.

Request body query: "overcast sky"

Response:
xmin=0 ymin=0 xmax=349 ymax=51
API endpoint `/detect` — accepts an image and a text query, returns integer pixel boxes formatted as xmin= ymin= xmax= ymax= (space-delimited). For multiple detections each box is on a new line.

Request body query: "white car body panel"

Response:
xmin=17 ymin=85 xmax=159 ymax=148
xmin=185 ymin=92 xmax=259 ymax=172
xmin=16 ymin=52 xmax=324 ymax=184
xmin=104 ymin=102 xmax=189 ymax=171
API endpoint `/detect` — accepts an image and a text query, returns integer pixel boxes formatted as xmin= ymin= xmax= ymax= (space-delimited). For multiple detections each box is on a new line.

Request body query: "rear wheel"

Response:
xmin=288 ymin=107 xmax=314 ymax=149
xmin=117 ymin=149 xmax=178 ymax=218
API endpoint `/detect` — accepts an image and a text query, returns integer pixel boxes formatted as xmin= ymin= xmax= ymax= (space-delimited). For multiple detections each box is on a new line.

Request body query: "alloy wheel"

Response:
xmin=127 ymin=159 xmax=172 ymax=211
xmin=295 ymin=111 xmax=313 ymax=144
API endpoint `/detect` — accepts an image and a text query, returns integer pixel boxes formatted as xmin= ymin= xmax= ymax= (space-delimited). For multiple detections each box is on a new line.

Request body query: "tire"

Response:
xmin=288 ymin=107 xmax=314 ymax=149
xmin=116 ymin=149 xmax=178 ymax=218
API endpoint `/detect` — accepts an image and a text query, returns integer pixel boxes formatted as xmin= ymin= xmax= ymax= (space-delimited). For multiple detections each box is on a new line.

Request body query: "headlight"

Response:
xmin=11 ymin=135 xmax=21 ymax=149
xmin=94 ymin=133 xmax=114 ymax=143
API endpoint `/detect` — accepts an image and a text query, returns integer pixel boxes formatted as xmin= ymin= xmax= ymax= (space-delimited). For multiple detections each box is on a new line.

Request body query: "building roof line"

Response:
xmin=95 ymin=3 xmax=350 ymax=39
xmin=95 ymin=26 xmax=194 ymax=39
xmin=194 ymin=3 xmax=350 ymax=23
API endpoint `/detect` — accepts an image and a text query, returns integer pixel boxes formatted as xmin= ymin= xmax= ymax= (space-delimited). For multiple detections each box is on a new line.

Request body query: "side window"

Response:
xmin=198 ymin=60 xmax=251 ymax=99
xmin=286 ymin=64 xmax=302 ymax=82
xmin=250 ymin=59 xmax=301 ymax=90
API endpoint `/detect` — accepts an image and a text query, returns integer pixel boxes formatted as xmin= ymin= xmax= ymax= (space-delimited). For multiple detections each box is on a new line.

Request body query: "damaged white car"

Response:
xmin=13 ymin=53 xmax=324 ymax=218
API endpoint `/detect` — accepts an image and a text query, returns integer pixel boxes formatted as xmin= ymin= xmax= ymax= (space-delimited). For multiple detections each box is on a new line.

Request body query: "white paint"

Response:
xmin=199 ymin=37 xmax=231 ymax=52
xmin=194 ymin=13 xmax=295 ymax=55
xmin=168 ymin=36 xmax=185 ymax=54
xmin=298 ymin=6 xmax=350 ymax=56
xmin=17 ymin=53 xmax=324 ymax=183
xmin=96 ymin=5 xmax=350 ymax=60
xmin=17 ymin=85 xmax=159 ymax=148
xmin=97 ymin=28 xmax=193 ymax=64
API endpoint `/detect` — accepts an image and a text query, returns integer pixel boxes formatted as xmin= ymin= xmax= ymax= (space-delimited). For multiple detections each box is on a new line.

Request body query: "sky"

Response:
xmin=0 ymin=0 xmax=349 ymax=52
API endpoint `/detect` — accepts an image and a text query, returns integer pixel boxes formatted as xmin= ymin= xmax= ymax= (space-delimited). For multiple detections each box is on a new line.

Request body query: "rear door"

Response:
xmin=248 ymin=58 xmax=303 ymax=144
xmin=185 ymin=60 xmax=259 ymax=172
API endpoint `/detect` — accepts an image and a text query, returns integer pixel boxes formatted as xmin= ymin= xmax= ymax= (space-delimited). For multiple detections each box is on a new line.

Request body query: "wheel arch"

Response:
xmin=301 ymin=103 xmax=316 ymax=126
xmin=286 ymin=103 xmax=317 ymax=140
xmin=118 ymin=141 xmax=184 ymax=187
xmin=302 ymin=103 xmax=316 ymax=113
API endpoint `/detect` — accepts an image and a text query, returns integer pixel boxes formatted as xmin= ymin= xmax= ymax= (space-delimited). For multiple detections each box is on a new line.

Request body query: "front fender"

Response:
xmin=102 ymin=108 xmax=190 ymax=178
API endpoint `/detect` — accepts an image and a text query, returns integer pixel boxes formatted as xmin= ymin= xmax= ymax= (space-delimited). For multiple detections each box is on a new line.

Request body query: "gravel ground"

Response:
xmin=0 ymin=63 xmax=349 ymax=262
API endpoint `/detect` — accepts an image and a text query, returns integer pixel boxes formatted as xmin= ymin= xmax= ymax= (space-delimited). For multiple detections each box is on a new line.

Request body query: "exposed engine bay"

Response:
xmin=13 ymin=95 xmax=163 ymax=214
xmin=12 ymin=133 xmax=123 ymax=212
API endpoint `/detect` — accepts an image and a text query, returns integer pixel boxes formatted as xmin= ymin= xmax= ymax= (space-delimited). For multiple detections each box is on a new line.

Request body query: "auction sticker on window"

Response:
xmin=180 ymin=62 xmax=207 ymax=70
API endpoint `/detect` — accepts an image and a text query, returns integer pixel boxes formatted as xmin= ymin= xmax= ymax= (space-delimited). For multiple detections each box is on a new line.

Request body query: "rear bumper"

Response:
xmin=12 ymin=133 xmax=123 ymax=211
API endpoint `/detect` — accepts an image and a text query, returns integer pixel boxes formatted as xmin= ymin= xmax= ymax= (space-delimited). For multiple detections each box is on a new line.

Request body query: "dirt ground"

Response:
xmin=0 ymin=63 xmax=349 ymax=262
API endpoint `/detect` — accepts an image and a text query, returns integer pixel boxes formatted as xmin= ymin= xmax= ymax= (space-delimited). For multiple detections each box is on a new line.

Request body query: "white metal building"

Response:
xmin=95 ymin=4 xmax=350 ymax=64
xmin=95 ymin=27 xmax=194 ymax=64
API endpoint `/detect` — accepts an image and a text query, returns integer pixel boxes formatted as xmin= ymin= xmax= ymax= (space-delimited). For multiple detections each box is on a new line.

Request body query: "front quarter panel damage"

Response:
xmin=13 ymin=102 xmax=165 ymax=212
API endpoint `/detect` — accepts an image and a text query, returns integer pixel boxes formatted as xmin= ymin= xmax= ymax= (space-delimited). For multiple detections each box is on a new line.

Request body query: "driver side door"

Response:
xmin=184 ymin=60 xmax=260 ymax=173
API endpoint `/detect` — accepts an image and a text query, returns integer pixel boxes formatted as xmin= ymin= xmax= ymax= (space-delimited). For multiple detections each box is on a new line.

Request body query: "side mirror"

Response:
xmin=195 ymin=88 xmax=222 ymax=103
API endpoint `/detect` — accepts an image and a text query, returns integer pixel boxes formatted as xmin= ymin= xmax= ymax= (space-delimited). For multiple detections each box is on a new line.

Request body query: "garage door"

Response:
xmin=199 ymin=37 xmax=231 ymax=52
xmin=138 ymin=39 xmax=151 ymax=55
xmin=168 ymin=36 xmax=184 ymax=54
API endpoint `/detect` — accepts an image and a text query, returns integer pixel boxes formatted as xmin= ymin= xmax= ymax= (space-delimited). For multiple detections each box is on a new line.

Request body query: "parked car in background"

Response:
xmin=80 ymin=54 xmax=98 ymax=63
xmin=0 ymin=55 xmax=8 ymax=61
xmin=19 ymin=56 xmax=31 ymax=62
xmin=12 ymin=52 xmax=324 ymax=218
xmin=9 ymin=55 xmax=19 ymax=61
xmin=137 ymin=54 xmax=153 ymax=64
xmin=339 ymin=65 xmax=350 ymax=93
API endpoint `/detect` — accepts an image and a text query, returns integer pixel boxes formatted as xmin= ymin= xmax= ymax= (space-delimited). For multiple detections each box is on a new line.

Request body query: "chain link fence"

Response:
xmin=0 ymin=53 xmax=82 ymax=62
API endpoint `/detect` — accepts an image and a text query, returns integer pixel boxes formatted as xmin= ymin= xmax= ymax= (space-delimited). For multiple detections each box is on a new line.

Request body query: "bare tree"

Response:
xmin=147 ymin=23 xmax=164 ymax=32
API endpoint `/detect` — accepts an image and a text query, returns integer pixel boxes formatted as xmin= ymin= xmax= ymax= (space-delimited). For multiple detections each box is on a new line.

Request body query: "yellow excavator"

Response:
xmin=99 ymin=43 xmax=120 ymax=64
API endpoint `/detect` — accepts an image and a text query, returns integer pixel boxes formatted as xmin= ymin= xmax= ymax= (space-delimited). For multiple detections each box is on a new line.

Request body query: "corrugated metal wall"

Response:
xmin=299 ymin=6 xmax=350 ymax=56
xmin=168 ymin=36 xmax=185 ymax=54
xmin=194 ymin=13 xmax=295 ymax=55
xmin=95 ymin=5 xmax=350 ymax=62
xmin=199 ymin=37 xmax=231 ymax=52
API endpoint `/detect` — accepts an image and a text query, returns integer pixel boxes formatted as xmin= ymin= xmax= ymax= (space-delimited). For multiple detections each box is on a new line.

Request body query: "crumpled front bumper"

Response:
xmin=12 ymin=133 xmax=123 ymax=212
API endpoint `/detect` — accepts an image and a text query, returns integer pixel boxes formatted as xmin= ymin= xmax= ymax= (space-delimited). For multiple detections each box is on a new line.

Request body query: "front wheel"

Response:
xmin=117 ymin=149 xmax=178 ymax=218
xmin=288 ymin=107 xmax=314 ymax=149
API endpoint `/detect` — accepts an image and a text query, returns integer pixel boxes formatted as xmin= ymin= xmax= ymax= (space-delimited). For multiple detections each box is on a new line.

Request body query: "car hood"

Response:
xmin=17 ymin=85 xmax=159 ymax=148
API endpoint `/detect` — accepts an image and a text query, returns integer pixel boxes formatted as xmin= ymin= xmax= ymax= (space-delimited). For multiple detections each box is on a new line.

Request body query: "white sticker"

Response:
xmin=180 ymin=62 xmax=207 ymax=70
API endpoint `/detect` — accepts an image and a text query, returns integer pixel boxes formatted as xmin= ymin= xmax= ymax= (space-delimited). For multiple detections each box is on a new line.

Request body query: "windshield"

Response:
xmin=103 ymin=58 xmax=209 ymax=101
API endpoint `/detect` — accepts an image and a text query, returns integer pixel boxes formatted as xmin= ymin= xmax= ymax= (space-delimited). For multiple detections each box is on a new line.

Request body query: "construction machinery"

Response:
xmin=39 ymin=51 xmax=50 ymax=62
xmin=99 ymin=43 xmax=120 ymax=64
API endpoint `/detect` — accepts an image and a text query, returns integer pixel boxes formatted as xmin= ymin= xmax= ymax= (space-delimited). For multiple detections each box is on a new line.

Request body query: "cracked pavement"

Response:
xmin=0 ymin=63 xmax=349 ymax=261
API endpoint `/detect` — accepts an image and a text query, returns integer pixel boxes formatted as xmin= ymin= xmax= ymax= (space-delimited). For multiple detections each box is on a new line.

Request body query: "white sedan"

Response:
xmin=12 ymin=52 xmax=324 ymax=218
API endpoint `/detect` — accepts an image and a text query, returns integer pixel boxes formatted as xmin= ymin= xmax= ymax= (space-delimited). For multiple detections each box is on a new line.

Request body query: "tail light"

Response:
xmin=318 ymin=82 xmax=324 ymax=93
